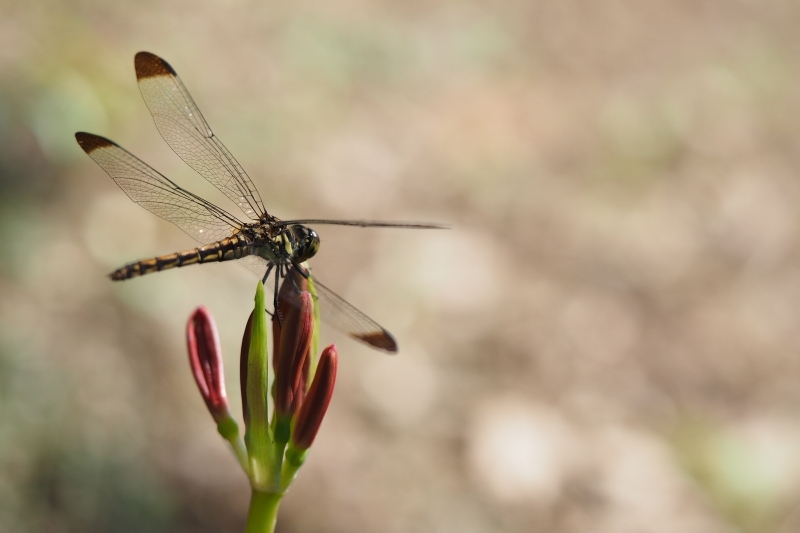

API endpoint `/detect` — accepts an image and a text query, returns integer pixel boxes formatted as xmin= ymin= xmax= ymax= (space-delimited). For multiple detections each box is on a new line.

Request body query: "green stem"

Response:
xmin=272 ymin=414 xmax=291 ymax=489
xmin=244 ymin=490 xmax=282 ymax=533
xmin=280 ymin=444 xmax=308 ymax=492
xmin=217 ymin=416 xmax=250 ymax=475
xmin=228 ymin=436 xmax=250 ymax=474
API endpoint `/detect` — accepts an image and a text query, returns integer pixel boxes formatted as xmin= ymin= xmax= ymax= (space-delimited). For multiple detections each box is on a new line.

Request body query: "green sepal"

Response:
xmin=244 ymin=281 xmax=274 ymax=489
xmin=217 ymin=414 xmax=250 ymax=475
xmin=306 ymin=269 xmax=321 ymax=385
xmin=274 ymin=413 xmax=292 ymax=445
xmin=216 ymin=415 xmax=239 ymax=441
xmin=285 ymin=443 xmax=308 ymax=468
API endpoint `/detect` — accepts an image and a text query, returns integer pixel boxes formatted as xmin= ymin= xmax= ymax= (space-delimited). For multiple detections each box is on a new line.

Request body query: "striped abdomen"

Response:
xmin=109 ymin=236 xmax=253 ymax=281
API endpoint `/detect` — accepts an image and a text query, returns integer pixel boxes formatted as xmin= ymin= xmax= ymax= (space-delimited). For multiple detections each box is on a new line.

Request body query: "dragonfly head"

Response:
xmin=289 ymin=225 xmax=320 ymax=262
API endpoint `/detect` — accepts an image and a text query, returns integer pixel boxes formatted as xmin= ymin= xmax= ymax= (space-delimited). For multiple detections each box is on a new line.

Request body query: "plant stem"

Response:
xmin=280 ymin=444 xmax=308 ymax=492
xmin=272 ymin=414 xmax=291 ymax=488
xmin=244 ymin=490 xmax=282 ymax=533
xmin=229 ymin=436 xmax=250 ymax=475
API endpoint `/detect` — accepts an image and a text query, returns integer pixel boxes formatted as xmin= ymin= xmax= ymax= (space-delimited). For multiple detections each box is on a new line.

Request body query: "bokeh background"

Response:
xmin=3 ymin=1 xmax=800 ymax=532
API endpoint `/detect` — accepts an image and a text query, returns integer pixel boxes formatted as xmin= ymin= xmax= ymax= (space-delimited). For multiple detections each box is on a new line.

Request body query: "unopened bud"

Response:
xmin=291 ymin=344 xmax=338 ymax=450
xmin=239 ymin=309 xmax=255 ymax=422
xmin=187 ymin=306 xmax=230 ymax=423
xmin=274 ymin=291 xmax=314 ymax=416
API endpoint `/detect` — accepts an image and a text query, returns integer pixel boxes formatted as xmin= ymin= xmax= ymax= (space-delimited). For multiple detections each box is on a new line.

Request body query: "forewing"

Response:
xmin=279 ymin=219 xmax=449 ymax=229
xmin=76 ymin=132 xmax=243 ymax=245
xmin=309 ymin=275 xmax=398 ymax=353
xmin=134 ymin=52 xmax=266 ymax=220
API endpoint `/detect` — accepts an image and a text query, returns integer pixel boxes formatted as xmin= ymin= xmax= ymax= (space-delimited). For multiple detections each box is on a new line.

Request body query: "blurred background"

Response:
xmin=3 ymin=1 xmax=800 ymax=532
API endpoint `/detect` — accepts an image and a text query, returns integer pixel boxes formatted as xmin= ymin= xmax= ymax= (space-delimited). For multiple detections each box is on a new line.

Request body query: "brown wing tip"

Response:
xmin=75 ymin=132 xmax=115 ymax=154
xmin=356 ymin=330 xmax=398 ymax=354
xmin=135 ymin=51 xmax=177 ymax=79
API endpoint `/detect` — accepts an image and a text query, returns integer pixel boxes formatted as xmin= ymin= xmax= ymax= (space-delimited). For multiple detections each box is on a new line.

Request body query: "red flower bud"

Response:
xmin=187 ymin=306 xmax=230 ymax=423
xmin=239 ymin=309 xmax=255 ymax=423
xmin=272 ymin=267 xmax=309 ymax=357
xmin=294 ymin=353 xmax=311 ymax=410
xmin=291 ymin=344 xmax=338 ymax=450
xmin=273 ymin=290 xmax=314 ymax=416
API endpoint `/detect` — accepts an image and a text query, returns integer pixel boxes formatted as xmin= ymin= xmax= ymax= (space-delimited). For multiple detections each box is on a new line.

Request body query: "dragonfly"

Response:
xmin=75 ymin=52 xmax=444 ymax=353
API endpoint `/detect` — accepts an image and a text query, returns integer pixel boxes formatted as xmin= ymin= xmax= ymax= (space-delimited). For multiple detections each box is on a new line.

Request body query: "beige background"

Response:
xmin=2 ymin=1 xmax=800 ymax=532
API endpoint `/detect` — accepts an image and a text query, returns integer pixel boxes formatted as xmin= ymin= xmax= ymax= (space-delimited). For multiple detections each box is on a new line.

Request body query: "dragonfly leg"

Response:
xmin=289 ymin=263 xmax=318 ymax=309
xmin=289 ymin=267 xmax=303 ymax=293
xmin=287 ymin=262 xmax=311 ymax=297
xmin=273 ymin=262 xmax=283 ymax=326
xmin=260 ymin=262 xmax=276 ymax=318
xmin=261 ymin=262 xmax=274 ymax=285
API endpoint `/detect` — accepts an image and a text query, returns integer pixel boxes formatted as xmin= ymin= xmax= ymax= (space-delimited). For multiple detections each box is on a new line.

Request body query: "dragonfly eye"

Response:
xmin=291 ymin=225 xmax=320 ymax=262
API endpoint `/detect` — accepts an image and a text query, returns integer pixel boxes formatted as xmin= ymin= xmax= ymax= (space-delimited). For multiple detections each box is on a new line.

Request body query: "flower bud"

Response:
xmin=291 ymin=344 xmax=338 ymax=450
xmin=187 ymin=306 xmax=230 ymax=423
xmin=272 ymin=266 xmax=309 ymax=355
xmin=239 ymin=309 xmax=255 ymax=422
xmin=274 ymin=291 xmax=314 ymax=416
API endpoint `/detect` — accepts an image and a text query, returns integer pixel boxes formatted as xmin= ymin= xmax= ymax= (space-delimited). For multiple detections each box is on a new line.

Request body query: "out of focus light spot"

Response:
xmin=721 ymin=419 xmax=800 ymax=502
xmin=676 ymin=417 xmax=800 ymax=530
xmin=360 ymin=343 xmax=437 ymax=427
xmin=28 ymin=71 xmax=108 ymax=163
xmin=466 ymin=397 xmax=578 ymax=504
xmin=82 ymin=192 xmax=157 ymax=268
xmin=378 ymin=229 xmax=501 ymax=315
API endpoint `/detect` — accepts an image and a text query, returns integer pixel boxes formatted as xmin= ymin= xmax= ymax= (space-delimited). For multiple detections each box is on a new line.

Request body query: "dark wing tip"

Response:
xmin=75 ymin=132 xmax=115 ymax=154
xmin=134 ymin=51 xmax=177 ymax=79
xmin=356 ymin=330 xmax=398 ymax=354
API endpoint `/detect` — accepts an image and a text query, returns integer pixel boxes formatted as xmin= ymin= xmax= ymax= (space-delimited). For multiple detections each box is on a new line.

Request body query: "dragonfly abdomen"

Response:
xmin=109 ymin=236 xmax=253 ymax=280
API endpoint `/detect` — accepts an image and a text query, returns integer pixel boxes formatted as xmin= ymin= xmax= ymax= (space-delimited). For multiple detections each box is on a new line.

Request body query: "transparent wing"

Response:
xmin=280 ymin=219 xmax=449 ymax=229
xmin=239 ymin=257 xmax=398 ymax=353
xmin=134 ymin=52 xmax=266 ymax=220
xmin=76 ymin=132 xmax=243 ymax=245
xmin=238 ymin=255 xmax=270 ymax=278
xmin=309 ymin=274 xmax=398 ymax=353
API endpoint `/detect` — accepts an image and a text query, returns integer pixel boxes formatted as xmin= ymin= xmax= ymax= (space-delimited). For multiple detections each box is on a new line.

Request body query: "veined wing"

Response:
xmin=75 ymin=132 xmax=244 ymax=245
xmin=240 ymin=256 xmax=397 ymax=353
xmin=239 ymin=255 xmax=270 ymax=278
xmin=279 ymin=219 xmax=449 ymax=229
xmin=134 ymin=52 xmax=266 ymax=220
xmin=310 ymin=274 xmax=398 ymax=353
